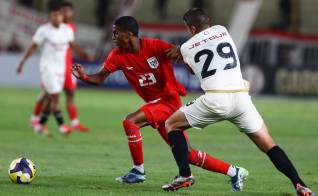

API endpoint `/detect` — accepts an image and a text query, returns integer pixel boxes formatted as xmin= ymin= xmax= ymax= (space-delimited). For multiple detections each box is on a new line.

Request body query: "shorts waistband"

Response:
xmin=205 ymin=80 xmax=250 ymax=93
xmin=205 ymin=89 xmax=249 ymax=93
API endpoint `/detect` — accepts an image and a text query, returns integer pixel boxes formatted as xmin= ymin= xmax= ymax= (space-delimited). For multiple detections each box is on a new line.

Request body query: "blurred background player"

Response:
xmin=17 ymin=5 xmax=75 ymax=135
xmin=162 ymin=8 xmax=316 ymax=196
xmin=72 ymin=16 xmax=248 ymax=191
xmin=29 ymin=1 xmax=90 ymax=132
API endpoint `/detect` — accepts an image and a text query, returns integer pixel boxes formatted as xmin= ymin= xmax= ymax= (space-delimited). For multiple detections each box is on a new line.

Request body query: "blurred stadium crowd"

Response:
xmin=1 ymin=0 xmax=317 ymax=53
xmin=1 ymin=0 xmax=318 ymax=96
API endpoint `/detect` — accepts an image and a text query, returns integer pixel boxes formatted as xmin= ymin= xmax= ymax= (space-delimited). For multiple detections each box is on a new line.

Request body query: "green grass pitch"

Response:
xmin=0 ymin=87 xmax=317 ymax=196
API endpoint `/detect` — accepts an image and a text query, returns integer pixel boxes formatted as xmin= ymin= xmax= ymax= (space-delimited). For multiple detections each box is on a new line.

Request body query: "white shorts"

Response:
xmin=180 ymin=92 xmax=263 ymax=133
xmin=41 ymin=71 xmax=65 ymax=94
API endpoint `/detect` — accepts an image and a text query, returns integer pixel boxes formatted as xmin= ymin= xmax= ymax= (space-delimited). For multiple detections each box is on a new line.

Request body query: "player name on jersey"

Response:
xmin=188 ymin=31 xmax=227 ymax=50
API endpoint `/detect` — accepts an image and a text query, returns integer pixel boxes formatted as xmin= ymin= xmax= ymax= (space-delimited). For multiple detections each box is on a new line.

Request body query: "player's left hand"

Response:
xmin=166 ymin=46 xmax=182 ymax=62
xmin=72 ymin=63 xmax=86 ymax=79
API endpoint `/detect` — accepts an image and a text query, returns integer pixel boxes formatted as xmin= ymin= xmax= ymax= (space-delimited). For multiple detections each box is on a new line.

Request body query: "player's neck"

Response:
xmin=128 ymin=38 xmax=141 ymax=53
xmin=193 ymin=25 xmax=211 ymax=36
xmin=51 ymin=22 xmax=60 ymax=28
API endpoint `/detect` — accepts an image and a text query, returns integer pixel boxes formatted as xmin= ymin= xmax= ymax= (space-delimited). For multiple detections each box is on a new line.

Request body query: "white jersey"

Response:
xmin=32 ymin=23 xmax=74 ymax=74
xmin=181 ymin=25 xmax=245 ymax=91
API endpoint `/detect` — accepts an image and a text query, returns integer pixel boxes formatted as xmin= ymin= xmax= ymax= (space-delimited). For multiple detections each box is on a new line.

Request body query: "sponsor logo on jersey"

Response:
xmin=188 ymin=32 xmax=227 ymax=50
xmin=147 ymin=57 xmax=159 ymax=69
xmin=126 ymin=67 xmax=134 ymax=70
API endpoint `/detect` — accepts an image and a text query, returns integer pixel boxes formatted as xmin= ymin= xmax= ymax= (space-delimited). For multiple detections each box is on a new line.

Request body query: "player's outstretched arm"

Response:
xmin=16 ymin=43 xmax=38 ymax=74
xmin=72 ymin=63 xmax=110 ymax=85
xmin=165 ymin=45 xmax=194 ymax=74
xmin=69 ymin=42 xmax=94 ymax=62
xmin=165 ymin=45 xmax=182 ymax=62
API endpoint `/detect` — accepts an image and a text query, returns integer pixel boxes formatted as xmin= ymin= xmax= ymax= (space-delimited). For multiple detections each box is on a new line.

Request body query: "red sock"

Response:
xmin=188 ymin=149 xmax=230 ymax=175
xmin=33 ymin=101 xmax=43 ymax=116
xmin=67 ymin=104 xmax=78 ymax=120
xmin=123 ymin=120 xmax=143 ymax=165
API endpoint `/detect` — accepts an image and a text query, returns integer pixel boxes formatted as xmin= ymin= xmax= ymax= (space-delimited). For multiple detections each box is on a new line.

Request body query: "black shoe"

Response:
xmin=162 ymin=175 xmax=195 ymax=191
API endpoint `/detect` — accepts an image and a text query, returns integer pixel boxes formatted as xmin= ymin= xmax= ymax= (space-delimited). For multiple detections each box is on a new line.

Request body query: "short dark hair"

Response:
xmin=49 ymin=4 xmax=62 ymax=13
xmin=114 ymin=16 xmax=139 ymax=37
xmin=61 ymin=1 xmax=74 ymax=9
xmin=183 ymin=8 xmax=211 ymax=30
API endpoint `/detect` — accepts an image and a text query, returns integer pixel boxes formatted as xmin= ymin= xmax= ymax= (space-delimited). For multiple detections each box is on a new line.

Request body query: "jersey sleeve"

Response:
xmin=180 ymin=44 xmax=189 ymax=64
xmin=67 ymin=27 xmax=75 ymax=42
xmin=103 ymin=49 xmax=120 ymax=73
xmin=32 ymin=27 xmax=45 ymax=45
xmin=154 ymin=39 xmax=174 ymax=59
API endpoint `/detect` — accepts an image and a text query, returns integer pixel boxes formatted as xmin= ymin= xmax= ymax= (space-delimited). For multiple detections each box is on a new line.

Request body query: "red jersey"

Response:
xmin=103 ymin=38 xmax=186 ymax=102
xmin=66 ymin=22 xmax=76 ymax=69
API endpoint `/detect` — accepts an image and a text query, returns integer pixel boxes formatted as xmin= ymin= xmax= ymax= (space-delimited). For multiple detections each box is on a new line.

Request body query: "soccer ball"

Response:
xmin=8 ymin=158 xmax=37 ymax=184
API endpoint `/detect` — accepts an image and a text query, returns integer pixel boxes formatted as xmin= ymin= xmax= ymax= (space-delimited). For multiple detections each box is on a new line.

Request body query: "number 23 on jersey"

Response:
xmin=139 ymin=73 xmax=157 ymax=87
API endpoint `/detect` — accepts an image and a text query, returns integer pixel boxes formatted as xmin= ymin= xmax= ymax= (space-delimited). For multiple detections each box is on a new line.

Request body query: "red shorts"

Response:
xmin=140 ymin=92 xmax=182 ymax=129
xmin=64 ymin=68 xmax=77 ymax=91
xmin=140 ymin=92 xmax=188 ymax=145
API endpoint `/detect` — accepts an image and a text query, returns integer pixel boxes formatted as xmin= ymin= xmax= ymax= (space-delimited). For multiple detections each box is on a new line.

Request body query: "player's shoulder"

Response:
xmin=210 ymin=25 xmax=227 ymax=32
xmin=36 ymin=23 xmax=51 ymax=32
xmin=61 ymin=23 xmax=72 ymax=32
xmin=107 ymin=48 xmax=123 ymax=60
xmin=181 ymin=25 xmax=228 ymax=53
xmin=66 ymin=22 xmax=76 ymax=32
xmin=142 ymin=37 xmax=168 ymax=46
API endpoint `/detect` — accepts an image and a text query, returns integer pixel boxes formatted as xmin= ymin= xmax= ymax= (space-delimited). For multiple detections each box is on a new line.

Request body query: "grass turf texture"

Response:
xmin=0 ymin=87 xmax=317 ymax=196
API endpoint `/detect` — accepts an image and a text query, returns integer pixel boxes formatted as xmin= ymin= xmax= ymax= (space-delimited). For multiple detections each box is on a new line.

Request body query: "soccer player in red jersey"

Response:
xmin=72 ymin=16 xmax=247 ymax=188
xmin=30 ymin=1 xmax=89 ymax=132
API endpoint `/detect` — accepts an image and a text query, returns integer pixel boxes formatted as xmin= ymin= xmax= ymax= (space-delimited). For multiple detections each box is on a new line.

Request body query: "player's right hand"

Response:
xmin=166 ymin=46 xmax=182 ymax=62
xmin=72 ymin=63 xmax=85 ymax=79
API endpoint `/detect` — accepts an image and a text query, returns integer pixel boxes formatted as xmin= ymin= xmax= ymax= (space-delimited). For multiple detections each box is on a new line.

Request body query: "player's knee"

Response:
xmin=124 ymin=115 xmax=138 ymax=125
xmin=165 ymin=119 xmax=175 ymax=133
xmin=122 ymin=119 xmax=141 ymax=138
xmin=249 ymin=124 xmax=276 ymax=153
xmin=38 ymin=93 xmax=47 ymax=102
xmin=66 ymin=98 xmax=74 ymax=106
xmin=65 ymin=90 xmax=74 ymax=100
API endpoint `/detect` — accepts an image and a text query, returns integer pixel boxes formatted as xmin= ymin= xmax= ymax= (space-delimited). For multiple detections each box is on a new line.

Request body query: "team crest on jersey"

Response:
xmin=147 ymin=57 xmax=159 ymax=69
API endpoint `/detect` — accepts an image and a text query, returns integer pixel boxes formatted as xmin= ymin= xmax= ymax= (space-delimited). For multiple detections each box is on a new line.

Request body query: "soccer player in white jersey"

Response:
xmin=162 ymin=8 xmax=316 ymax=196
xmin=16 ymin=5 xmax=75 ymax=135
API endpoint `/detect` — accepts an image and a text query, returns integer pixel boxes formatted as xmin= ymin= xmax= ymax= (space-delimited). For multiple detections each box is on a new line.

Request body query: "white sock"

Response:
xmin=71 ymin=118 xmax=79 ymax=127
xmin=227 ymin=165 xmax=237 ymax=177
xmin=133 ymin=164 xmax=144 ymax=174
xmin=31 ymin=115 xmax=40 ymax=121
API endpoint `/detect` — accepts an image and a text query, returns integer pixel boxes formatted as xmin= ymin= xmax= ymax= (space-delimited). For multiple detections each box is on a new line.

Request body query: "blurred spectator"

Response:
xmin=154 ymin=0 xmax=168 ymax=20
xmin=272 ymin=0 xmax=292 ymax=30
xmin=96 ymin=0 xmax=112 ymax=27
xmin=6 ymin=34 xmax=23 ymax=53
xmin=18 ymin=0 xmax=33 ymax=8
xmin=191 ymin=0 xmax=204 ymax=9
xmin=0 ymin=41 xmax=4 ymax=52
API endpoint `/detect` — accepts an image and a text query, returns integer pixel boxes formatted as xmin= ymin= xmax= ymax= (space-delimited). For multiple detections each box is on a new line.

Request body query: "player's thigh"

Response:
xmin=125 ymin=109 xmax=148 ymax=127
xmin=140 ymin=101 xmax=176 ymax=129
xmin=229 ymin=93 xmax=264 ymax=133
xmin=180 ymin=95 xmax=224 ymax=130
xmin=165 ymin=110 xmax=191 ymax=132
xmin=41 ymin=72 xmax=64 ymax=95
